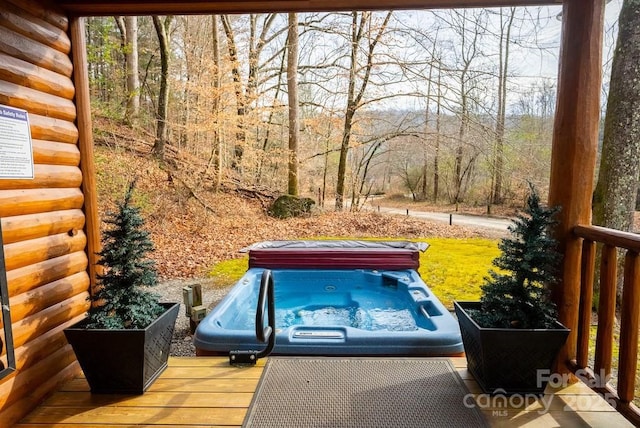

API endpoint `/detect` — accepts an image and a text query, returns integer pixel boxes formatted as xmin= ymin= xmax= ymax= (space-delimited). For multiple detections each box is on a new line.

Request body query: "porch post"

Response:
xmin=70 ymin=17 xmax=101 ymax=292
xmin=549 ymin=0 xmax=606 ymax=372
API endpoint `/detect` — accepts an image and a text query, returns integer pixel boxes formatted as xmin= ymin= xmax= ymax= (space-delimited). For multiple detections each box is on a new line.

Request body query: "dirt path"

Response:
xmin=365 ymin=205 xmax=512 ymax=233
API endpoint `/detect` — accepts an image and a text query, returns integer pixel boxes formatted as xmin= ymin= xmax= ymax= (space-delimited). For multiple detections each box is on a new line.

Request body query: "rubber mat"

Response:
xmin=244 ymin=357 xmax=487 ymax=427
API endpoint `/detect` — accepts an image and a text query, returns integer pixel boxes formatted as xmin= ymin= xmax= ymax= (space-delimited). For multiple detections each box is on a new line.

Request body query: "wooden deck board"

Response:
xmin=17 ymin=356 xmax=634 ymax=427
xmin=60 ymin=377 xmax=261 ymax=393
xmin=454 ymin=361 xmax=633 ymax=427
xmin=41 ymin=391 xmax=254 ymax=407
xmin=20 ymin=407 xmax=246 ymax=425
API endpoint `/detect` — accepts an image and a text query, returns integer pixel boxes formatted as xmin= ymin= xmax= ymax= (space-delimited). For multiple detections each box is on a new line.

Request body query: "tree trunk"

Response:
xmin=202 ymin=15 xmax=222 ymax=192
xmin=422 ymin=56 xmax=434 ymax=201
xmin=593 ymin=0 xmax=640 ymax=233
xmin=591 ymin=0 xmax=640 ymax=301
xmin=335 ymin=105 xmax=355 ymax=210
xmin=256 ymin=39 xmax=287 ymax=186
xmin=449 ymin=9 xmax=483 ymax=210
xmin=335 ymin=12 xmax=364 ymax=211
xmin=287 ymin=13 xmax=299 ymax=196
xmin=454 ymin=97 xmax=467 ymax=210
xmin=492 ymin=8 xmax=515 ymax=205
xmin=179 ymin=16 xmax=191 ymax=150
xmin=220 ymin=15 xmax=246 ymax=171
xmin=212 ymin=15 xmax=222 ymax=191
xmin=220 ymin=14 xmax=279 ymax=174
xmin=433 ymin=72 xmax=441 ymax=203
xmin=115 ymin=16 xmax=140 ymax=123
xmin=322 ymin=137 xmax=329 ymax=209
xmin=124 ymin=17 xmax=140 ymax=123
xmin=152 ymin=16 xmax=172 ymax=160
xmin=335 ymin=11 xmax=391 ymax=210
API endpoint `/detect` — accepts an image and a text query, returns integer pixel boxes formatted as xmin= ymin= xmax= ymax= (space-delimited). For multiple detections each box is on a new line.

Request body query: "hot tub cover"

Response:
xmin=241 ymin=240 xmax=429 ymax=252
xmin=243 ymin=240 xmax=428 ymax=270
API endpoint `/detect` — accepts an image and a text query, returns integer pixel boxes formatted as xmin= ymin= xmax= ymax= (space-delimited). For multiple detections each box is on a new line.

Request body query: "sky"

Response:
xmin=337 ymin=2 xmax=623 ymax=113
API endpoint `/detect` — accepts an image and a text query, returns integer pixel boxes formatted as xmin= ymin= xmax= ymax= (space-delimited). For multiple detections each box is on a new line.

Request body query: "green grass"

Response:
xmin=208 ymin=237 xmax=500 ymax=309
xmin=209 ymin=257 xmax=249 ymax=286
xmin=417 ymin=238 xmax=499 ymax=309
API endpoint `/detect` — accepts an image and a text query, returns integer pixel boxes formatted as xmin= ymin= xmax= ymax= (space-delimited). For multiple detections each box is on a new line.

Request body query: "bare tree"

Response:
xmin=421 ymin=31 xmax=440 ymax=201
xmin=199 ymin=15 xmax=223 ymax=191
xmin=87 ymin=17 xmax=135 ymax=107
xmin=84 ymin=9 xmax=580 ymax=208
xmin=211 ymin=16 xmax=222 ymax=191
xmin=151 ymin=15 xmax=173 ymax=159
xmin=115 ymin=16 xmax=140 ymax=123
xmin=433 ymin=72 xmax=443 ymax=202
xmin=335 ymin=11 xmax=392 ymax=210
xmin=510 ymin=82 xmax=556 ymax=192
xmin=397 ymin=157 xmax=423 ymax=201
xmin=443 ymin=9 xmax=488 ymax=209
xmin=491 ymin=7 xmax=516 ymax=205
xmin=287 ymin=13 xmax=300 ymax=196
xmin=220 ymin=14 xmax=286 ymax=172
xmin=353 ymin=142 xmax=383 ymax=205
xmin=175 ymin=16 xmax=210 ymax=151
xmin=255 ymin=45 xmax=288 ymax=186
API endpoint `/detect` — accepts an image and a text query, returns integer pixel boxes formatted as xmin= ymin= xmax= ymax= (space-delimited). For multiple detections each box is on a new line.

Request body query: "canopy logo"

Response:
xmin=463 ymin=369 xmax=617 ymax=417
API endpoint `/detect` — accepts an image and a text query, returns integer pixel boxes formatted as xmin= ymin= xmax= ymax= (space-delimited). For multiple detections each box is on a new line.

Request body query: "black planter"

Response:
xmin=454 ymin=301 xmax=570 ymax=395
xmin=64 ymin=302 xmax=179 ymax=394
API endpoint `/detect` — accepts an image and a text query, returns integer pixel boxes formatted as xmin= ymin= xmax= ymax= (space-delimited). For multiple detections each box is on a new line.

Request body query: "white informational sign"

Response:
xmin=0 ymin=104 xmax=34 ymax=179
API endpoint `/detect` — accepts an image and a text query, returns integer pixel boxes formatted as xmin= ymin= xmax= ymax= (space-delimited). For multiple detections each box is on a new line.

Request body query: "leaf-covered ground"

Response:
xmin=95 ymin=146 xmax=503 ymax=280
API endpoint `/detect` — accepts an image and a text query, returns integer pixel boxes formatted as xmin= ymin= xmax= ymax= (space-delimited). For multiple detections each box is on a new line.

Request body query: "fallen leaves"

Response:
xmin=146 ymin=203 xmax=493 ymax=279
xmin=95 ymin=145 xmax=499 ymax=280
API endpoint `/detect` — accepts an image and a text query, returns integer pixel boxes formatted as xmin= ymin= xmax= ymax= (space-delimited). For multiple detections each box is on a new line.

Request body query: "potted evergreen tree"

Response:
xmin=65 ymin=181 xmax=179 ymax=394
xmin=454 ymin=185 xmax=570 ymax=395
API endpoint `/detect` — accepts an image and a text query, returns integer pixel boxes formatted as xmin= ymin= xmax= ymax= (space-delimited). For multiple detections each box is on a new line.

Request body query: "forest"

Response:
xmin=85 ymin=4 xmax=622 ymax=212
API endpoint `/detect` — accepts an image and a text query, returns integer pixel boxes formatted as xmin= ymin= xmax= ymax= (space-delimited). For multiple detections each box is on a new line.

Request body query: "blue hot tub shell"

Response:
xmin=194 ymin=267 xmax=463 ymax=356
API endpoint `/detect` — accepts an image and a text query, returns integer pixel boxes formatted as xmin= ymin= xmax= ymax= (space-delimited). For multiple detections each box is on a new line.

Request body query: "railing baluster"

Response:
xmin=618 ymin=251 xmax=640 ymax=403
xmin=573 ymin=225 xmax=640 ymax=425
xmin=594 ymin=244 xmax=617 ymax=383
xmin=577 ymin=239 xmax=596 ymax=368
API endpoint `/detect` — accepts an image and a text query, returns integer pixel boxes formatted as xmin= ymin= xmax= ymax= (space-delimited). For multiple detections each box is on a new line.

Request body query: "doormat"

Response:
xmin=243 ymin=357 xmax=487 ymax=427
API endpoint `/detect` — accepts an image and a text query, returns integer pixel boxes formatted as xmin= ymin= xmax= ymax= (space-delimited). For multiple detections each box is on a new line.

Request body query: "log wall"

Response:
xmin=0 ymin=2 xmax=90 ymax=425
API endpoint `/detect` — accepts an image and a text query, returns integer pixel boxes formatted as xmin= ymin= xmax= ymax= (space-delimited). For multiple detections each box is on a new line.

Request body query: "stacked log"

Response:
xmin=0 ymin=1 xmax=91 ymax=425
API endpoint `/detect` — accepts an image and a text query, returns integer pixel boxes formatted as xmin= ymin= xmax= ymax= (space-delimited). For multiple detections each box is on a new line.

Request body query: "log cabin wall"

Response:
xmin=0 ymin=1 xmax=91 ymax=425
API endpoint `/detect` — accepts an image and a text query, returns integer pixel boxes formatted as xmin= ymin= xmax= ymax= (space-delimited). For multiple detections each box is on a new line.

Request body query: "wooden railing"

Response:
xmin=572 ymin=224 xmax=640 ymax=425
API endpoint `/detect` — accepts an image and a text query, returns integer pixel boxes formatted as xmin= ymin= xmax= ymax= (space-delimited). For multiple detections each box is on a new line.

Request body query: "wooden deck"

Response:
xmin=17 ymin=357 xmax=633 ymax=427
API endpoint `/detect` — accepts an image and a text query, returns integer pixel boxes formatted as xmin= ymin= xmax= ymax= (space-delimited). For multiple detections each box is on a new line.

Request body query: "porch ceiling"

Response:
xmin=57 ymin=0 xmax=562 ymax=16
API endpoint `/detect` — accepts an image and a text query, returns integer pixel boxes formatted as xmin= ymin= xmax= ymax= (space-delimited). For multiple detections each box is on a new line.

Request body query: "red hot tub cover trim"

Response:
xmin=245 ymin=240 xmax=427 ymax=270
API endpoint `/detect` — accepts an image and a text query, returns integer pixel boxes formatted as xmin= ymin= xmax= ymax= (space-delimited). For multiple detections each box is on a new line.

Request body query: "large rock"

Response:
xmin=268 ymin=195 xmax=315 ymax=219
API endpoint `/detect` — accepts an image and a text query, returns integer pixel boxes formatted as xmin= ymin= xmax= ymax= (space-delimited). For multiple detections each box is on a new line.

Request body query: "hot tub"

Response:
xmin=194 ymin=241 xmax=463 ymax=356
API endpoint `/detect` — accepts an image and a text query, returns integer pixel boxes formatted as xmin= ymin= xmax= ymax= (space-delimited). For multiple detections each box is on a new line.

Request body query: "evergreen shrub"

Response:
xmin=86 ymin=180 xmax=164 ymax=329
xmin=470 ymin=184 xmax=562 ymax=329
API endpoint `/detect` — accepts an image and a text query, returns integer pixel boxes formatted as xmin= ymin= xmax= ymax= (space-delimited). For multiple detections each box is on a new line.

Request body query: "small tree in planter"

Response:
xmin=454 ymin=184 xmax=569 ymax=395
xmin=65 ymin=181 xmax=179 ymax=394
xmin=87 ymin=180 xmax=164 ymax=329
xmin=471 ymin=185 xmax=560 ymax=329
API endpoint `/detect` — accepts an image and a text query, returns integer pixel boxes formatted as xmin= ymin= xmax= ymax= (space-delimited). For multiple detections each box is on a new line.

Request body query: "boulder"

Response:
xmin=268 ymin=195 xmax=315 ymax=219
